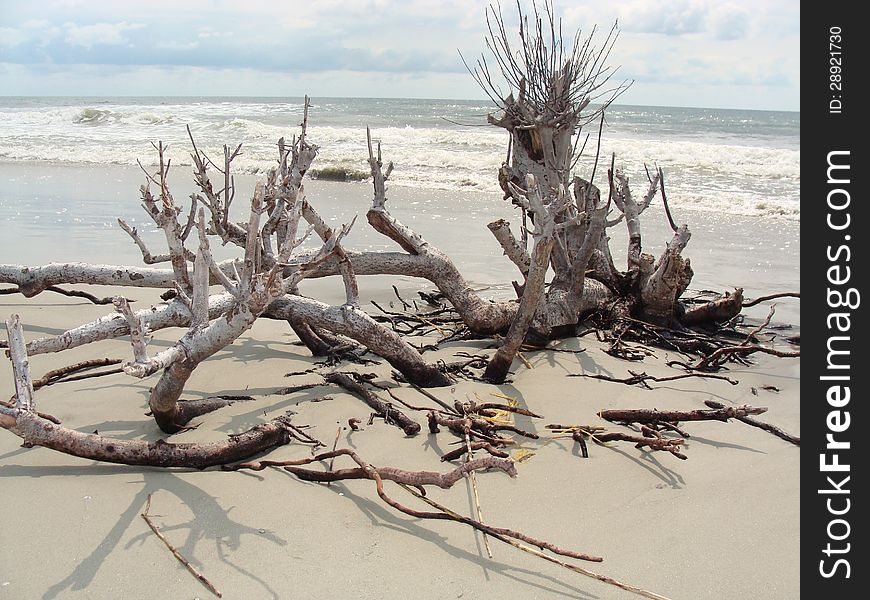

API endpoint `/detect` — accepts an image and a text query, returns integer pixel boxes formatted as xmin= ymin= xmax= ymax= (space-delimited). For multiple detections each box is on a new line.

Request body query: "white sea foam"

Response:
xmin=0 ymin=99 xmax=800 ymax=220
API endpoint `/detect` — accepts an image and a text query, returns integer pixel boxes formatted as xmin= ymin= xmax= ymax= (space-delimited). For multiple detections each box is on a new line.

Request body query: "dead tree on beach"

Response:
xmin=1 ymin=4 xmax=793 ymax=436
xmin=1 ymin=4 xmax=797 ymax=597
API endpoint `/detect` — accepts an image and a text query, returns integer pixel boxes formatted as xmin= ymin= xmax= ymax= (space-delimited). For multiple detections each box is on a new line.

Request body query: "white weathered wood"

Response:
xmin=0 ymin=263 xmax=179 ymax=294
xmin=488 ymin=219 xmax=531 ymax=277
xmin=112 ymin=296 xmax=149 ymax=364
xmin=117 ymin=218 xmax=170 ymax=264
xmin=5 ymin=315 xmax=35 ymax=411
xmin=191 ymin=246 xmax=210 ymax=329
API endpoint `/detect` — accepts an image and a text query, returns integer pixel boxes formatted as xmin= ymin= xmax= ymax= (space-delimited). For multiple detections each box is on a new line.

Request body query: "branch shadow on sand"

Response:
xmin=41 ymin=471 xmax=287 ymax=600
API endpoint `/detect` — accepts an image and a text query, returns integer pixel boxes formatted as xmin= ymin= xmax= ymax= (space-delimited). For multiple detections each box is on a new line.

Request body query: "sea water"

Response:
xmin=0 ymin=96 xmax=799 ymax=219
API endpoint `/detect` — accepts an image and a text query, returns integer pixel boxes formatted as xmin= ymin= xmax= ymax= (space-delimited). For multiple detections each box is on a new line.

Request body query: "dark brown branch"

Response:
xmin=324 ymin=372 xmax=421 ymax=435
xmin=570 ymin=370 xmax=737 ymax=388
xmin=440 ymin=441 xmax=510 ymax=462
xmin=32 ymin=358 xmax=123 ymax=390
xmin=741 ymin=292 xmax=800 ymax=308
xmin=428 ymin=411 xmax=537 ymax=443
xmin=657 ymin=167 xmax=678 ymax=232
xmin=592 ymin=428 xmax=687 ymax=460
xmin=705 ymin=401 xmax=799 ymax=446
xmin=0 ymin=285 xmax=117 ymax=305
xmin=693 ymin=344 xmax=800 ymax=371
xmin=681 ymin=288 xmax=743 ymax=326
xmin=599 ymin=405 xmax=767 ymax=424
xmin=234 ymin=447 xmax=615 ymax=568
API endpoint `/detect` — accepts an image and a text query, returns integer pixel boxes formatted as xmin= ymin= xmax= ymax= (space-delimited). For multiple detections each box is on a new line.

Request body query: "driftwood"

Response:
xmin=705 ymin=400 xmax=800 ymax=446
xmin=30 ymin=358 xmax=123 ymax=390
xmin=0 ymin=4 xmax=798 ymax=599
xmin=323 ymin=372 xmax=421 ymax=436
xmin=224 ymin=447 xmax=672 ymax=598
xmin=599 ymin=405 xmax=767 ymax=424
xmin=141 ymin=494 xmax=222 ymax=597
xmin=570 ymin=370 xmax=738 ymax=388
xmin=0 ymin=284 xmax=118 ymax=305
xmin=593 ymin=428 xmax=687 ymax=460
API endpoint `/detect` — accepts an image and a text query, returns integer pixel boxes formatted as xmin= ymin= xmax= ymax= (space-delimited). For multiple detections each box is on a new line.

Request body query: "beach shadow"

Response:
xmin=491 ymin=383 xmax=539 ymax=437
xmin=603 ymin=445 xmax=686 ymax=489
xmin=272 ymin=469 xmax=600 ymax=600
xmin=682 ymin=434 xmax=765 ymax=454
xmin=42 ymin=472 xmax=287 ymax=600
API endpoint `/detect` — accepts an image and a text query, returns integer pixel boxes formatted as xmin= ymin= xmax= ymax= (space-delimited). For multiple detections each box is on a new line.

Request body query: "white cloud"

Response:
xmin=0 ymin=20 xmax=59 ymax=47
xmin=615 ymin=0 xmax=708 ymax=35
xmin=710 ymin=4 xmax=751 ymax=40
xmin=63 ymin=21 xmax=144 ymax=48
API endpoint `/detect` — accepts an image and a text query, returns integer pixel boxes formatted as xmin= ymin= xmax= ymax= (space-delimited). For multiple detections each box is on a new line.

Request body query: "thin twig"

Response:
xmin=140 ymin=494 xmax=222 ymax=598
xmin=742 ymin=292 xmax=800 ymax=308
xmin=465 ymin=432 xmax=493 ymax=558
xmin=705 ymin=400 xmax=799 ymax=446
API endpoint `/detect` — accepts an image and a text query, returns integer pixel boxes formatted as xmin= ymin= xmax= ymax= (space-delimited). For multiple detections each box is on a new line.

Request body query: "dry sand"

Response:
xmin=0 ymin=165 xmax=799 ymax=599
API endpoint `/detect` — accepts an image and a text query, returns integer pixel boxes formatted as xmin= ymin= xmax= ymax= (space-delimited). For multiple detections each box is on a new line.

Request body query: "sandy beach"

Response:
xmin=0 ymin=161 xmax=800 ymax=599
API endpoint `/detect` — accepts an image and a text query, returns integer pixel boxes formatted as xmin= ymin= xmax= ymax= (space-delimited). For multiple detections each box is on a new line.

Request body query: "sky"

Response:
xmin=0 ymin=0 xmax=800 ymax=111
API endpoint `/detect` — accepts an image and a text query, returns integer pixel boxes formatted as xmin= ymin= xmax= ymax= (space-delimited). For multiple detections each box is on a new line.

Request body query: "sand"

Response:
xmin=0 ymin=164 xmax=800 ymax=599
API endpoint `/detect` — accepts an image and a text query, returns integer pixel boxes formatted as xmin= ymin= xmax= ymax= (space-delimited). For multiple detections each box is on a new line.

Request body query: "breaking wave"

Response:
xmin=0 ymin=98 xmax=800 ymax=220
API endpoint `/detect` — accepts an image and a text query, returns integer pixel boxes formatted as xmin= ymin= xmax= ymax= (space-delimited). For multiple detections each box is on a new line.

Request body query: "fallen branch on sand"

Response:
xmin=141 ymin=493 xmax=222 ymax=597
xmin=224 ymin=447 xmax=671 ymax=599
xmin=599 ymin=405 xmax=768 ymax=425
xmin=705 ymin=400 xmax=800 ymax=446
xmin=0 ymin=284 xmax=118 ymax=305
xmin=570 ymin=369 xmax=738 ymax=388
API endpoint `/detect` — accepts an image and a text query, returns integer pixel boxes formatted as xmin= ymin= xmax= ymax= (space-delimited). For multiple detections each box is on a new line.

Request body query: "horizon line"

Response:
xmin=0 ymin=94 xmax=800 ymax=114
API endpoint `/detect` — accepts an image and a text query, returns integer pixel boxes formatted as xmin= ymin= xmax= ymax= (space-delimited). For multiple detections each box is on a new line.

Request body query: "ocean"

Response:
xmin=0 ymin=96 xmax=799 ymax=220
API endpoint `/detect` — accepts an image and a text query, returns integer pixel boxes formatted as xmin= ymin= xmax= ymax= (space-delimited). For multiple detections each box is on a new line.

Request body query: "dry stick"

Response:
xmin=141 ymin=494 xmax=222 ymax=598
xmin=408 ymin=381 xmax=458 ymax=414
xmin=324 ymin=372 xmax=421 ymax=435
xmin=742 ymin=291 xmax=800 ymax=308
xmin=31 ymin=358 xmax=123 ymax=390
xmin=391 ymin=285 xmax=412 ymax=310
xmin=593 ymin=430 xmax=687 ymax=460
xmin=273 ymin=449 xmax=607 ymax=565
xmin=0 ymin=285 xmax=117 ymax=305
xmin=0 ymin=398 xmax=61 ymax=424
xmin=694 ymin=344 xmax=800 ymax=370
xmin=35 ymin=366 xmax=123 ymax=388
xmin=705 ymin=400 xmax=800 ymax=446
xmin=327 ymin=426 xmax=342 ymax=485
xmin=465 ymin=431 xmax=493 ymax=558
xmin=599 ymin=405 xmax=767 ymax=424
xmin=569 ymin=371 xmax=738 ymax=388
xmin=691 ymin=306 xmax=787 ymax=370
xmin=397 ymin=484 xmax=671 ymax=600
xmin=5 ymin=315 xmax=34 ymax=410
xmin=657 ymin=166 xmax=678 ymax=233
xmin=441 ymin=441 xmax=510 ymax=461
xmin=429 ymin=411 xmax=537 ymax=444
xmin=366 ymin=379 xmax=445 ymax=413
